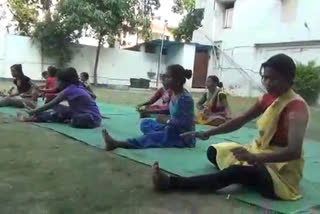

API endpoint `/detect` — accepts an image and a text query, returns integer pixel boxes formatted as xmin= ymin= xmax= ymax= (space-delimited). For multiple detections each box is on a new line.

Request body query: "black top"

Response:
xmin=13 ymin=75 xmax=31 ymax=94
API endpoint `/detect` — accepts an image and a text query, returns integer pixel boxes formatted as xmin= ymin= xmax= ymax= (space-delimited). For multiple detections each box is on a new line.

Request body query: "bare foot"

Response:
xmin=152 ymin=162 xmax=170 ymax=191
xmin=17 ymin=112 xmax=28 ymax=122
xmin=102 ymin=129 xmax=117 ymax=151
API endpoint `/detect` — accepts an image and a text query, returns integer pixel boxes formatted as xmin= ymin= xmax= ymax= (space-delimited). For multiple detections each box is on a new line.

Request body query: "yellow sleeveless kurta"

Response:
xmin=212 ymin=89 xmax=307 ymax=200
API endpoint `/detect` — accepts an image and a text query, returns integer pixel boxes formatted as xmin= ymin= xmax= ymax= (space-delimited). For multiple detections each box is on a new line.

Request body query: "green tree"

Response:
xmin=32 ymin=1 xmax=83 ymax=67
xmin=173 ymin=8 xmax=203 ymax=42
xmin=7 ymin=0 xmax=55 ymax=35
xmin=294 ymin=61 xmax=320 ymax=105
xmin=38 ymin=0 xmax=53 ymax=21
xmin=32 ymin=16 xmax=82 ymax=67
xmin=172 ymin=0 xmax=195 ymax=14
xmin=60 ymin=0 xmax=160 ymax=85
xmin=172 ymin=0 xmax=203 ymax=42
xmin=7 ymin=0 xmax=39 ymax=35
xmin=135 ymin=0 xmax=160 ymax=42
xmin=60 ymin=0 xmax=136 ymax=85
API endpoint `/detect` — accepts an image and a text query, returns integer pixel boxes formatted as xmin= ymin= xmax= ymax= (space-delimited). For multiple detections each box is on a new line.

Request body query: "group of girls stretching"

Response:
xmin=0 ymin=64 xmax=100 ymax=128
xmin=0 ymin=53 xmax=309 ymax=201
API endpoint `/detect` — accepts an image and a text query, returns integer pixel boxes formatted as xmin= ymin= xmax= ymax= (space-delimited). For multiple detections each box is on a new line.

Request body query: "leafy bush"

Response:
xmin=294 ymin=61 xmax=320 ymax=105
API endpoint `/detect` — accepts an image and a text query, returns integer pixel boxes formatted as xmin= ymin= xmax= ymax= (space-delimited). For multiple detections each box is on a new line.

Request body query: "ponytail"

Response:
xmin=167 ymin=64 xmax=193 ymax=86
xmin=183 ymin=69 xmax=192 ymax=79
xmin=208 ymin=75 xmax=223 ymax=88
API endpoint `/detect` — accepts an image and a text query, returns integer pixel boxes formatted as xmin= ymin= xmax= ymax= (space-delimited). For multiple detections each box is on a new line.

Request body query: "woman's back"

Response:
xmin=62 ymin=84 xmax=101 ymax=122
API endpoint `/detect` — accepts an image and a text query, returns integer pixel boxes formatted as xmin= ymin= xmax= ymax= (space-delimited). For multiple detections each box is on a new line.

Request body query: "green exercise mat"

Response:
xmin=1 ymin=103 xmax=320 ymax=214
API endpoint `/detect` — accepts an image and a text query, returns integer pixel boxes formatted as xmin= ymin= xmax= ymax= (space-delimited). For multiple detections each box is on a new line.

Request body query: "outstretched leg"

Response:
xmin=0 ymin=97 xmax=24 ymax=108
xmin=102 ymin=129 xmax=136 ymax=151
xmin=152 ymin=163 xmax=276 ymax=198
xmin=16 ymin=112 xmax=35 ymax=122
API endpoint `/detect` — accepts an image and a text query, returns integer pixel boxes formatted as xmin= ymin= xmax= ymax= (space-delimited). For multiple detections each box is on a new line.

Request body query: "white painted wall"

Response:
xmin=0 ymin=33 xmax=55 ymax=80
xmin=193 ymin=0 xmax=216 ymax=46
xmin=166 ymin=45 xmax=184 ymax=67
xmin=166 ymin=44 xmax=196 ymax=89
xmin=206 ymin=44 xmax=320 ymax=97
xmin=70 ymin=44 xmax=167 ymax=87
xmin=193 ymin=0 xmax=320 ymax=97
xmin=0 ymin=33 xmax=199 ymax=90
xmin=210 ymin=0 xmax=320 ymax=48
xmin=182 ymin=44 xmax=196 ymax=89
xmin=0 ymin=33 xmax=169 ymax=88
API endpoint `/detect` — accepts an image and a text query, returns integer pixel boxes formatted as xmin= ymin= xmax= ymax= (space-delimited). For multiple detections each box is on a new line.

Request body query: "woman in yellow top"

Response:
xmin=152 ymin=54 xmax=309 ymax=200
xmin=196 ymin=75 xmax=231 ymax=126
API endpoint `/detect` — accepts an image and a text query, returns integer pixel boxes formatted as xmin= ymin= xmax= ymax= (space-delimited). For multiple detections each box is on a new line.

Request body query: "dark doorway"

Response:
xmin=192 ymin=50 xmax=209 ymax=88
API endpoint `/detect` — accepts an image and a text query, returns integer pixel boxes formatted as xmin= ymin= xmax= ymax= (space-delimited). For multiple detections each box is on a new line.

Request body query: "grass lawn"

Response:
xmin=0 ymin=80 xmax=319 ymax=214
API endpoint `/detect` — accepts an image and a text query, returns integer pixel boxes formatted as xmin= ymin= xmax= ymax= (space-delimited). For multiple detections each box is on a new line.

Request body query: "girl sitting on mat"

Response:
xmin=80 ymin=72 xmax=96 ymax=100
xmin=18 ymin=67 xmax=102 ymax=129
xmin=196 ymin=75 xmax=231 ymax=126
xmin=152 ymin=54 xmax=309 ymax=201
xmin=102 ymin=64 xmax=195 ymax=150
xmin=39 ymin=66 xmax=59 ymax=103
xmin=41 ymin=71 xmax=49 ymax=80
xmin=137 ymin=74 xmax=173 ymax=118
xmin=0 ymin=64 xmax=37 ymax=109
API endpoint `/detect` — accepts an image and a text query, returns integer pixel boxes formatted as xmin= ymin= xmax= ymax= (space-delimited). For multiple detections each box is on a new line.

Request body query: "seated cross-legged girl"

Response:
xmin=196 ymin=75 xmax=231 ymax=126
xmin=136 ymin=74 xmax=172 ymax=118
xmin=102 ymin=64 xmax=196 ymax=150
xmin=0 ymin=64 xmax=37 ymax=109
xmin=39 ymin=66 xmax=59 ymax=103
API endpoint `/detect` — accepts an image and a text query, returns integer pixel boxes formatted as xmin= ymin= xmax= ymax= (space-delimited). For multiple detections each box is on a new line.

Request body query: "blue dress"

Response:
xmin=127 ymin=91 xmax=196 ymax=148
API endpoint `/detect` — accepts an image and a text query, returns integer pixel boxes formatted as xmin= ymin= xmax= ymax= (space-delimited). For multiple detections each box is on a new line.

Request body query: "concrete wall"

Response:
xmin=210 ymin=0 xmax=320 ymax=47
xmin=0 ymin=33 xmax=199 ymax=90
xmin=0 ymin=33 xmax=55 ymax=80
xmin=166 ymin=45 xmax=185 ymax=68
xmin=70 ymin=45 xmax=167 ymax=87
xmin=0 ymin=33 xmax=168 ymax=88
xmin=166 ymin=44 xmax=196 ymax=89
xmin=193 ymin=0 xmax=320 ymax=97
xmin=206 ymin=43 xmax=320 ymax=97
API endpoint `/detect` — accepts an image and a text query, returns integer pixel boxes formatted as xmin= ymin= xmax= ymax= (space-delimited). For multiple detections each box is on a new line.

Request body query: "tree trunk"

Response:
xmin=93 ymin=36 xmax=103 ymax=86
xmin=41 ymin=42 xmax=44 ymax=75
